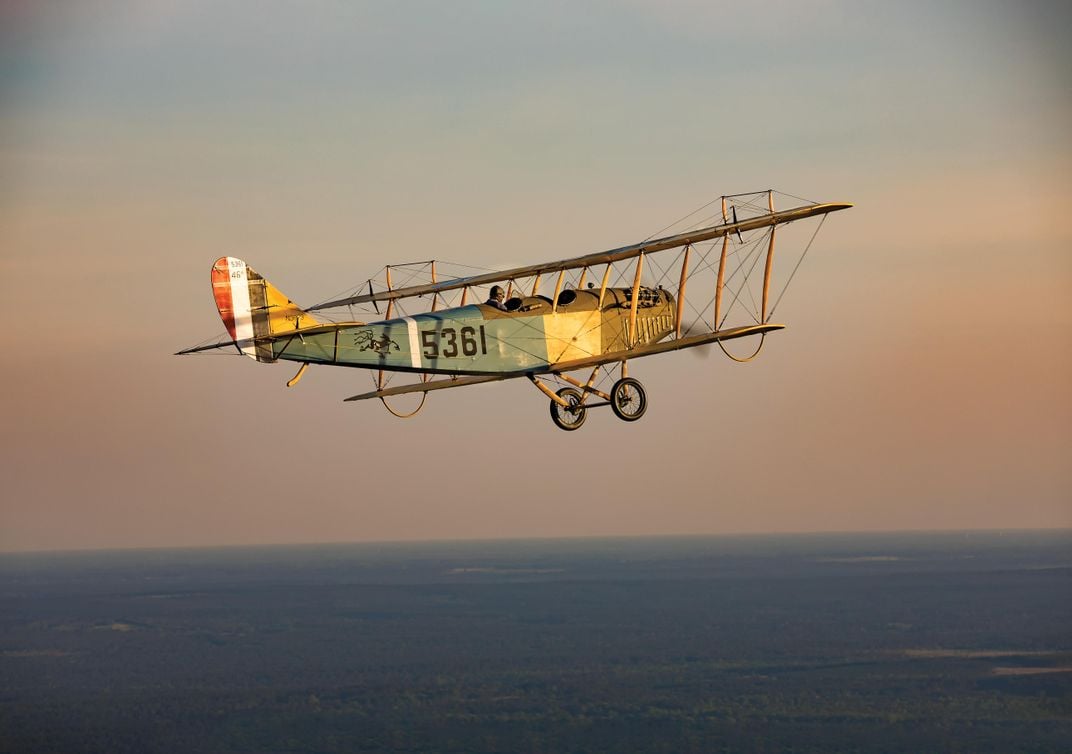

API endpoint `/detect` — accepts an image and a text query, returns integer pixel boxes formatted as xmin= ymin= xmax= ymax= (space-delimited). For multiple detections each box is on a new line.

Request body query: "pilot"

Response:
xmin=486 ymin=285 xmax=507 ymax=310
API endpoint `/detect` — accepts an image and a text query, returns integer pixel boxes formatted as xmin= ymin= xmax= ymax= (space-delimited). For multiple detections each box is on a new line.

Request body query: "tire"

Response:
xmin=549 ymin=387 xmax=587 ymax=431
xmin=610 ymin=377 xmax=647 ymax=422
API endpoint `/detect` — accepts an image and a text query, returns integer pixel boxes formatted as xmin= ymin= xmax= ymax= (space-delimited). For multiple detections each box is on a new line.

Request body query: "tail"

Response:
xmin=211 ymin=257 xmax=319 ymax=362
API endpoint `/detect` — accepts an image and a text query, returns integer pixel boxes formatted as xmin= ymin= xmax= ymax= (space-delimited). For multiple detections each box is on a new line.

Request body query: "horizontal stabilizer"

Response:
xmin=174 ymin=340 xmax=239 ymax=356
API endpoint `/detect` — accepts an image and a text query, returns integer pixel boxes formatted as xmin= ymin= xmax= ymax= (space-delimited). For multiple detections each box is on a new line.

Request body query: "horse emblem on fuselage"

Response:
xmin=354 ymin=330 xmax=400 ymax=358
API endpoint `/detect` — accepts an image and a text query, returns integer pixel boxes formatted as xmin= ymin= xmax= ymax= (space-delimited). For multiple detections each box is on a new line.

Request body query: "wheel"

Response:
xmin=610 ymin=377 xmax=647 ymax=421
xmin=549 ymin=387 xmax=587 ymax=431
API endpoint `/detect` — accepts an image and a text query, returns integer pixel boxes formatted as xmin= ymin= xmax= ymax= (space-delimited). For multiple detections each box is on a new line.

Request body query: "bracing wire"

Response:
xmin=768 ymin=215 xmax=826 ymax=319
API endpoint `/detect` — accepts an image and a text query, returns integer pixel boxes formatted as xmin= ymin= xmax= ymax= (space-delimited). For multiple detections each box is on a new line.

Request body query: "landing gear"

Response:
xmin=536 ymin=368 xmax=648 ymax=431
xmin=549 ymin=387 xmax=587 ymax=431
xmin=610 ymin=377 xmax=647 ymax=422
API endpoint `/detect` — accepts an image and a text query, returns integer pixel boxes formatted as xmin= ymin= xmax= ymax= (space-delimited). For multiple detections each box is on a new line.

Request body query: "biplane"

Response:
xmin=177 ymin=191 xmax=850 ymax=430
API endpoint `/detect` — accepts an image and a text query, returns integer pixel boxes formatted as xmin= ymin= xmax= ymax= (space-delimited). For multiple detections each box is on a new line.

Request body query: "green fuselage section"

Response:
xmin=267 ymin=288 xmax=675 ymax=375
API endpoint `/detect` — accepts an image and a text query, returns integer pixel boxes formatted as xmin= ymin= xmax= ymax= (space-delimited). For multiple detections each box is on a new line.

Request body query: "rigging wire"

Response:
xmin=719 ymin=234 xmax=767 ymax=328
xmin=767 ymin=215 xmax=826 ymax=319
xmin=642 ymin=196 xmax=724 ymax=242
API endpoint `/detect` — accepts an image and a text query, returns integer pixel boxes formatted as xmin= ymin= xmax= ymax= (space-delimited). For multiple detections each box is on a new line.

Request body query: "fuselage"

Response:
xmin=266 ymin=287 xmax=675 ymax=375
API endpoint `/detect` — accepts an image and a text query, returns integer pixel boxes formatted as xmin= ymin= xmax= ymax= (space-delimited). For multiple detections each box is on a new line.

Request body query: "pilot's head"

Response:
xmin=489 ymin=285 xmax=505 ymax=302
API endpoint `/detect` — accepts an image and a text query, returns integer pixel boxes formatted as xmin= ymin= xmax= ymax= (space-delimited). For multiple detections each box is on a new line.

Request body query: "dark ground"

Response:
xmin=1 ymin=530 xmax=1070 ymax=753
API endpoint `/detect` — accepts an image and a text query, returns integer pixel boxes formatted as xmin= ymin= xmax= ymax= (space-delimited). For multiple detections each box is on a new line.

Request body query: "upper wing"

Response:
xmin=307 ymin=201 xmax=852 ymax=312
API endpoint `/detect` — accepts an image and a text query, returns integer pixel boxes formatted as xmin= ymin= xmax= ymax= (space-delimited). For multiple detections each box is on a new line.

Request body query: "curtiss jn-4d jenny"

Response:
xmin=178 ymin=191 xmax=851 ymax=430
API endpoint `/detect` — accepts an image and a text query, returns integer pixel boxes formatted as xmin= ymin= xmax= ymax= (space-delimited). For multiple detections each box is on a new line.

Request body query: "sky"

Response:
xmin=1 ymin=1 xmax=1069 ymax=552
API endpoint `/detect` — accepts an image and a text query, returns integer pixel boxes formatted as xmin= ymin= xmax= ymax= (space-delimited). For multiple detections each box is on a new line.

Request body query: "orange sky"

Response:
xmin=1 ymin=2 xmax=1069 ymax=551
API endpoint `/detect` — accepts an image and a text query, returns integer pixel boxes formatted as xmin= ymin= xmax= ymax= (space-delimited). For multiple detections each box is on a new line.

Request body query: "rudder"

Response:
xmin=211 ymin=257 xmax=319 ymax=362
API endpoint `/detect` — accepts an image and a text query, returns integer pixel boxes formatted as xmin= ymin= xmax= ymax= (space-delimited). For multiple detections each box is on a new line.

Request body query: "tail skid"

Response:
xmin=211 ymin=257 xmax=319 ymax=362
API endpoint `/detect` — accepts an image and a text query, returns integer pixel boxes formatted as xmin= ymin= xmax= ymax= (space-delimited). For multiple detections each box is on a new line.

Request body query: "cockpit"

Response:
xmin=503 ymin=295 xmax=553 ymax=313
xmin=485 ymin=286 xmax=671 ymax=316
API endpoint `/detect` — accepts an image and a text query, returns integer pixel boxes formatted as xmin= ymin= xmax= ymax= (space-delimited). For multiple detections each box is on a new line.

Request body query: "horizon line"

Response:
xmin=2 ymin=525 xmax=1069 ymax=557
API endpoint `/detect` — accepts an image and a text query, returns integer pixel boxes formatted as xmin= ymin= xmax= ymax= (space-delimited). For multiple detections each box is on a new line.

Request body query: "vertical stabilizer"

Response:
xmin=210 ymin=257 xmax=319 ymax=362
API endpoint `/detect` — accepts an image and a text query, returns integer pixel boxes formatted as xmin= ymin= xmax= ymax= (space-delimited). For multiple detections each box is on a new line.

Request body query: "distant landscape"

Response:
xmin=1 ymin=531 xmax=1069 ymax=753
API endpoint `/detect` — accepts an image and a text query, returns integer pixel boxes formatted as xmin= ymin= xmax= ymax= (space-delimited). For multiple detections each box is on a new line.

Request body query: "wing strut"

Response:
xmin=675 ymin=244 xmax=690 ymax=338
xmin=378 ymin=267 xmax=395 ymax=392
xmin=714 ymin=198 xmax=730 ymax=328
xmin=761 ymin=191 xmax=777 ymax=323
xmin=628 ymin=253 xmax=644 ymax=345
